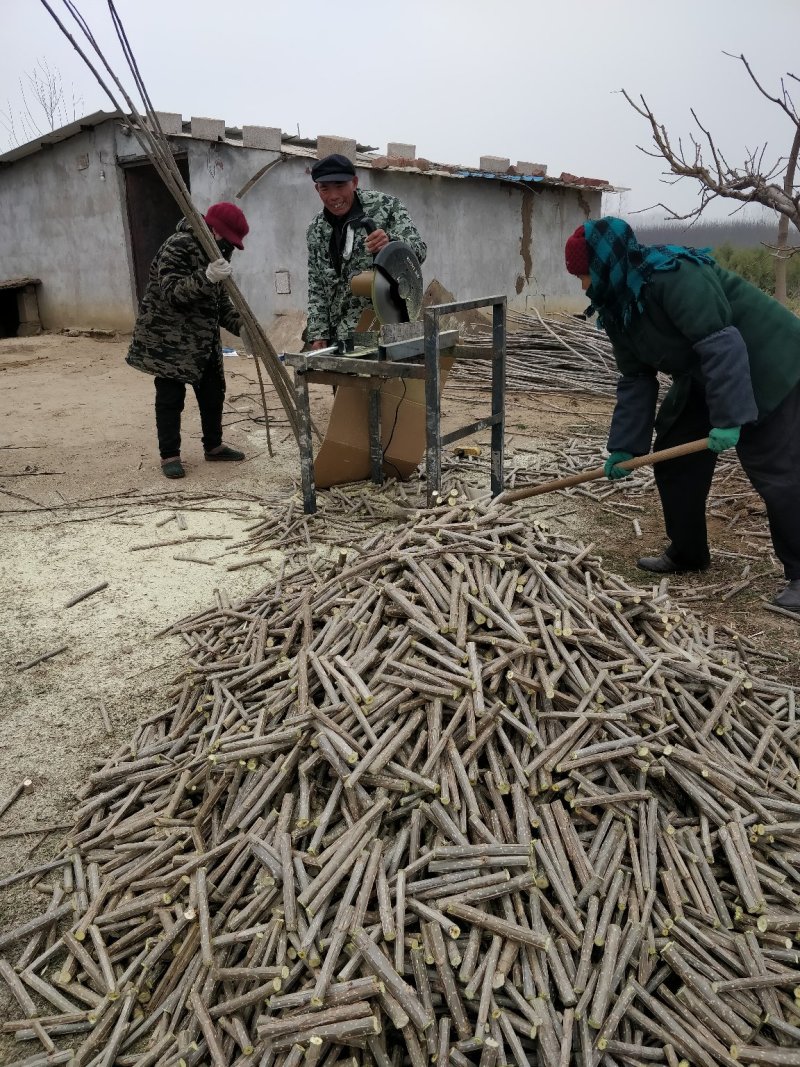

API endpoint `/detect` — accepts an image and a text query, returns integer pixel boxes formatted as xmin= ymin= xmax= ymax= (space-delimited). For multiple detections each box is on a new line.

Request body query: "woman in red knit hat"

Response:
xmin=127 ymin=202 xmax=251 ymax=479
xmin=564 ymin=216 xmax=800 ymax=614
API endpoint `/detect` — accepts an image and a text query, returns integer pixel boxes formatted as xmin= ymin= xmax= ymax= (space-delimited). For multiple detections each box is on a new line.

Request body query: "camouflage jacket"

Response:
xmin=126 ymin=219 xmax=241 ymax=383
xmin=306 ymin=188 xmax=427 ymax=342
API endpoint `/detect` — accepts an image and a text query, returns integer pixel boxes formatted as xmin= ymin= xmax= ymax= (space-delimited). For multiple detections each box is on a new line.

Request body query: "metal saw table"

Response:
xmin=284 ymin=295 xmax=507 ymax=513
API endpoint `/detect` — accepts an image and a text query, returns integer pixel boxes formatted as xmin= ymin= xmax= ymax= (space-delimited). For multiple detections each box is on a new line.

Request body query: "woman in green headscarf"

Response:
xmin=564 ymin=216 xmax=800 ymax=613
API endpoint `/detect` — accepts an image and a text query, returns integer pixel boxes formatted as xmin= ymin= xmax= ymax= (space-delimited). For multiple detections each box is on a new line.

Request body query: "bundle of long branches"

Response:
xmin=40 ymin=0 xmax=302 ymax=446
xmin=2 ymin=502 xmax=800 ymax=1065
xmin=452 ymin=310 xmax=620 ymax=398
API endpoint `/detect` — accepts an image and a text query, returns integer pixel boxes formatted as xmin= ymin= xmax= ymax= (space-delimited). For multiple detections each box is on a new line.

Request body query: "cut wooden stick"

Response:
xmin=63 ymin=582 xmax=108 ymax=609
xmin=17 ymin=645 xmax=69 ymax=672
xmin=0 ymin=778 xmax=33 ymax=821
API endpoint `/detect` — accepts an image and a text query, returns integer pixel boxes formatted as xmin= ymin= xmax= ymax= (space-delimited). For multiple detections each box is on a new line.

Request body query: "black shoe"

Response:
xmin=205 ymin=446 xmax=245 ymax=462
xmin=773 ymin=579 xmax=800 ymax=612
xmin=161 ymin=458 xmax=185 ymax=479
xmin=636 ymin=553 xmax=709 ymax=574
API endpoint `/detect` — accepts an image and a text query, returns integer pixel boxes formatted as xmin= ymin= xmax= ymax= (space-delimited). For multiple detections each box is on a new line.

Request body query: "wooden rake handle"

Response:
xmin=496 ymin=437 xmax=710 ymax=504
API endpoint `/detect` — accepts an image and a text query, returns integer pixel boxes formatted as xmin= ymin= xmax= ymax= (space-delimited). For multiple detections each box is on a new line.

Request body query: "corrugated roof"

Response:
xmin=0 ymin=111 xmax=119 ymax=165
xmin=0 ymin=111 xmax=616 ymax=193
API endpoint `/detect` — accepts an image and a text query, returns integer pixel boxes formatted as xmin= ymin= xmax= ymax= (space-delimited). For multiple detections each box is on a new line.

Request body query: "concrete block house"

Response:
xmin=0 ymin=111 xmax=612 ymax=336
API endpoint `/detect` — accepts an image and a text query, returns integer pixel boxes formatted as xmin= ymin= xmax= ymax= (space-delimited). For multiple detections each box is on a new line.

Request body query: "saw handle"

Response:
xmin=497 ymin=437 xmax=711 ymax=504
xmin=355 ymin=216 xmax=382 ymax=263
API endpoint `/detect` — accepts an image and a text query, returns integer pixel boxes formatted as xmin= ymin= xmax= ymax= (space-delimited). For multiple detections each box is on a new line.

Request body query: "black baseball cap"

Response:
xmin=311 ymin=153 xmax=357 ymax=183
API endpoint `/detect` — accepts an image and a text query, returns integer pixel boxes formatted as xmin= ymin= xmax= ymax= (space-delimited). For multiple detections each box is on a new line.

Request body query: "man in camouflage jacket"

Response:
xmin=306 ymin=154 xmax=427 ymax=347
xmin=127 ymin=202 xmax=250 ymax=479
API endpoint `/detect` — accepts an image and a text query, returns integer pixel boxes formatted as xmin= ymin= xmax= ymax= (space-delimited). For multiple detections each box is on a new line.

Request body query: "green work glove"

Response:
xmin=604 ymin=450 xmax=634 ymax=480
xmin=707 ymin=426 xmax=740 ymax=453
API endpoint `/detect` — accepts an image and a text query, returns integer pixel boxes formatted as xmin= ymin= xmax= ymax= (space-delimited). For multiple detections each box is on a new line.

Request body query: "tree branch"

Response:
xmin=622 ymin=56 xmax=800 ymax=235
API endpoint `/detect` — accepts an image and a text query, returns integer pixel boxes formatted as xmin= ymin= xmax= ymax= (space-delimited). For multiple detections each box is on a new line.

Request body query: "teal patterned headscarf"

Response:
xmin=584 ymin=217 xmax=715 ymax=330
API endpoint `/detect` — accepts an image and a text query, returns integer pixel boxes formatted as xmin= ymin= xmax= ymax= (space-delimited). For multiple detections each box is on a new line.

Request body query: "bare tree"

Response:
xmin=0 ymin=58 xmax=84 ymax=149
xmin=623 ymin=54 xmax=800 ymax=303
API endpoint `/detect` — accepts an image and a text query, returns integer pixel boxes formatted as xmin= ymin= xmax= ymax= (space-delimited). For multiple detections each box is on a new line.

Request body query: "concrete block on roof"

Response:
xmin=191 ymin=116 xmax=225 ymax=141
xmin=242 ymin=125 xmax=282 ymax=151
xmin=152 ymin=112 xmax=182 ymax=136
xmin=387 ymin=142 xmax=415 ymax=159
xmin=316 ymin=136 xmax=357 ymax=162
xmin=480 ymin=155 xmax=511 ymax=173
xmin=516 ymin=160 xmax=547 ymax=177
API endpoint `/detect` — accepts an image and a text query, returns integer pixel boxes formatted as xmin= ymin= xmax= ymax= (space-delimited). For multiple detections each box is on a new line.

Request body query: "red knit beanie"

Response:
xmin=564 ymin=225 xmax=590 ymax=276
xmin=205 ymin=202 xmax=249 ymax=249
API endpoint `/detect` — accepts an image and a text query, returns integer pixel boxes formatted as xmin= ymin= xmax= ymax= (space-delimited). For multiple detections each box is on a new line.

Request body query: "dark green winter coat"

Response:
xmin=607 ymin=260 xmax=800 ymax=453
xmin=126 ymin=220 xmax=241 ymax=383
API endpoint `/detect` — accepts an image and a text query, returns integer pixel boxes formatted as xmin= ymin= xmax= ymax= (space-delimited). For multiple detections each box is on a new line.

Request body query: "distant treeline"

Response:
xmin=631 ymin=217 xmax=778 ymax=248
xmin=630 ymin=217 xmax=800 ymax=303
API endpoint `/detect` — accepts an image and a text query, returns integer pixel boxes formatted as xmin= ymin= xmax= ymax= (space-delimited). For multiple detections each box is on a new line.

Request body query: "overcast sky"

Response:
xmin=4 ymin=0 xmax=800 ymax=224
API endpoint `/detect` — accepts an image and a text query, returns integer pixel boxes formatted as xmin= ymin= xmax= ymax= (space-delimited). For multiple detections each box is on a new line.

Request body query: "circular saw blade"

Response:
xmin=372 ymin=241 xmax=423 ymax=324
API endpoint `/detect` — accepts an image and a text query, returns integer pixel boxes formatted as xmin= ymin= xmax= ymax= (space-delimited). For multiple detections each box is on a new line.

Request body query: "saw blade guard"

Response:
xmin=373 ymin=240 xmax=423 ymax=324
xmin=349 ymin=240 xmax=423 ymax=325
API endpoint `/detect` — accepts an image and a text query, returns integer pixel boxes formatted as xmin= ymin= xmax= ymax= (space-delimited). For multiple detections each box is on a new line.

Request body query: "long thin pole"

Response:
xmin=39 ymin=0 xmax=303 ymax=446
xmin=496 ymin=437 xmax=710 ymax=503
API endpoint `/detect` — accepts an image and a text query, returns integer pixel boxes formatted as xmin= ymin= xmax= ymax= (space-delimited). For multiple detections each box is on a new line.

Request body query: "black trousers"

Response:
xmin=154 ymin=359 xmax=225 ymax=460
xmin=653 ymin=379 xmax=800 ymax=578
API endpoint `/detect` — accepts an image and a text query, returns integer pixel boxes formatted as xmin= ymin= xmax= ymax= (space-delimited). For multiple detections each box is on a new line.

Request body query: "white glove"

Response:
xmin=205 ymin=257 xmax=232 ymax=283
xmin=239 ymin=324 xmax=254 ymax=352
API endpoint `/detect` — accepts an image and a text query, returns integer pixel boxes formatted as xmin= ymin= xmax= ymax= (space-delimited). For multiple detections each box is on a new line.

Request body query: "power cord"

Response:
xmin=381 ymin=378 xmax=407 ymax=479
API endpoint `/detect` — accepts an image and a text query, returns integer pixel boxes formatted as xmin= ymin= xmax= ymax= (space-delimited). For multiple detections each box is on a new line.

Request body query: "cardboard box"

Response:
xmin=314 ymin=359 xmax=454 ymax=488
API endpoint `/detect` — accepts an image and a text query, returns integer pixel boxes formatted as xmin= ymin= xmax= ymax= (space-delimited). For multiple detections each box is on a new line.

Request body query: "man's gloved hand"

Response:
xmin=604 ymin=450 xmax=634 ymax=480
xmin=707 ymin=426 xmax=740 ymax=453
xmin=205 ymin=258 xmax=233 ymax=284
xmin=239 ymin=324 xmax=254 ymax=353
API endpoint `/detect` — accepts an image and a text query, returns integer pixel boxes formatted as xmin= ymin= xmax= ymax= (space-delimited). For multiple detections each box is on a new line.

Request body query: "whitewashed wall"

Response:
xmin=0 ymin=121 xmax=599 ymax=332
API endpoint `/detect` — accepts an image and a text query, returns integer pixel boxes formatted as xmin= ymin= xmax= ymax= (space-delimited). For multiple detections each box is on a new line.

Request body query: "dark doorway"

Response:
xmin=0 ymin=290 xmax=20 ymax=337
xmin=123 ymin=157 xmax=191 ymax=304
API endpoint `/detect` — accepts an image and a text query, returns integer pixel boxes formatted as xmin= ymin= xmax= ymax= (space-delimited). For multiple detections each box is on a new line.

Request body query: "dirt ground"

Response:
xmin=1 ymin=331 xmax=799 ymax=914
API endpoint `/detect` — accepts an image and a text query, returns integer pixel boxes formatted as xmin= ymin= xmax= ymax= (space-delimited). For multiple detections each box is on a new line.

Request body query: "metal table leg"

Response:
xmin=294 ymin=369 xmax=316 ymax=514
xmin=423 ymin=307 xmax=442 ymax=508
xmin=490 ymin=299 xmax=506 ymax=497
xmin=368 ymin=387 xmax=383 ymax=485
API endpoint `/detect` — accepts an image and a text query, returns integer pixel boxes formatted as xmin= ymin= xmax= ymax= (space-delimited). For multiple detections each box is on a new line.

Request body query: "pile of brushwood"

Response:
xmin=453 ymin=311 xmax=619 ymax=398
xmin=2 ymin=501 xmax=799 ymax=1067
